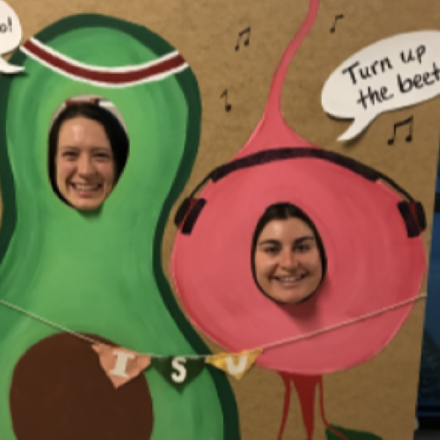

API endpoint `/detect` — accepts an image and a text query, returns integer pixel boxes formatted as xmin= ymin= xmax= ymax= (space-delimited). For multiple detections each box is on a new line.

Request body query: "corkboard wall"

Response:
xmin=1 ymin=0 xmax=439 ymax=439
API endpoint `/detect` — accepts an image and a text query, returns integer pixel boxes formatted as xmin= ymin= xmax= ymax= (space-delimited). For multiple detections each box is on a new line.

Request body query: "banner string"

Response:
xmin=258 ymin=293 xmax=427 ymax=351
xmin=0 ymin=293 xmax=426 ymax=359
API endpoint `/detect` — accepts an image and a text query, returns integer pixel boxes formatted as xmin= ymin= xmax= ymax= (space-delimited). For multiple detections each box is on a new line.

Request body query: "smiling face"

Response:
xmin=55 ymin=117 xmax=116 ymax=211
xmin=254 ymin=217 xmax=323 ymax=304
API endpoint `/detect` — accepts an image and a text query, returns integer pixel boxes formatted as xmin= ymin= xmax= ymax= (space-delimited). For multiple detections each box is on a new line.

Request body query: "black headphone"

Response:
xmin=175 ymin=147 xmax=426 ymax=238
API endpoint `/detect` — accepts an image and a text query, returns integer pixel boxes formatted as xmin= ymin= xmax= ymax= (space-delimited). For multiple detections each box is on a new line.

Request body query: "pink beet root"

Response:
xmin=171 ymin=0 xmax=425 ymax=438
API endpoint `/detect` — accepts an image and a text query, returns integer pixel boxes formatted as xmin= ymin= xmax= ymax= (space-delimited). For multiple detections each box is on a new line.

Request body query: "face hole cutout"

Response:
xmin=48 ymin=96 xmax=130 ymax=212
xmin=251 ymin=203 xmax=327 ymax=305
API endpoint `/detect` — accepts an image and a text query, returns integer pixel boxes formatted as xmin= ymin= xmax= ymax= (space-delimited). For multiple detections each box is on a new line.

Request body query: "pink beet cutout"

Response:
xmin=171 ymin=0 xmax=425 ymax=438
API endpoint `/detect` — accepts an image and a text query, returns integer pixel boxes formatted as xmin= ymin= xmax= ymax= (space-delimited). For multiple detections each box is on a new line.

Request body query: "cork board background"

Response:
xmin=0 ymin=0 xmax=439 ymax=439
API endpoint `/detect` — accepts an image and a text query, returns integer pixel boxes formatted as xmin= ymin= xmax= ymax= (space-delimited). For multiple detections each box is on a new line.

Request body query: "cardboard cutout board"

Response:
xmin=0 ymin=0 xmax=438 ymax=439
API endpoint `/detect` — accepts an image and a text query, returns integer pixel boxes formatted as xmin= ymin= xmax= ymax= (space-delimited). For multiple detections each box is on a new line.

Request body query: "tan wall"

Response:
xmin=2 ymin=0 xmax=439 ymax=439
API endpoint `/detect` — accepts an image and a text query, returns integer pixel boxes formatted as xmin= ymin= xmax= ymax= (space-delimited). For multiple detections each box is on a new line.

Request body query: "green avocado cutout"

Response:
xmin=0 ymin=14 xmax=240 ymax=440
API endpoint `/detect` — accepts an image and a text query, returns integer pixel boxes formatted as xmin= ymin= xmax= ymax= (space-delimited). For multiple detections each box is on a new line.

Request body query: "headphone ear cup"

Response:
xmin=397 ymin=201 xmax=426 ymax=237
xmin=181 ymin=199 xmax=206 ymax=235
xmin=174 ymin=197 xmax=206 ymax=234
xmin=414 ymin=201 xmax=426 ymax=232
xmin=174 ymin=198 xmax=193 ymax=228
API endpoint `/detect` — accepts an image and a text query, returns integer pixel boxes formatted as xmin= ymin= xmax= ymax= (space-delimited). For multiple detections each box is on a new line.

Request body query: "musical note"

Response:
xmin=388 ymin=116 xmax=414 ymax=145
xmin=235 ymin=27 xmax=251 ymax=51
xmin=220 ymin=89 xmax=232 ymax=112
xmin=330 ymin=14 xmax=344 ymax=33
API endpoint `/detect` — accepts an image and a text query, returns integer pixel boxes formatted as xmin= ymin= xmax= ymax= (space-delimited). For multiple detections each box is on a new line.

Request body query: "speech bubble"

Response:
xmin=322 ymin=31 xmax=440 ymax=141
xmin=0 ymin=0 xmax=23 ymax=74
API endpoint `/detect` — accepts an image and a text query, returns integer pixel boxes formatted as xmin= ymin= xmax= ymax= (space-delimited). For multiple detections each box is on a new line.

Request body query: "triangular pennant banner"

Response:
xmin=92 ymin=344 xmax=151 ymax=389
xmin=151 ymin=356 xmax=205 ymax=390
xmin=205 ymin=348 xmax=263 ymax=380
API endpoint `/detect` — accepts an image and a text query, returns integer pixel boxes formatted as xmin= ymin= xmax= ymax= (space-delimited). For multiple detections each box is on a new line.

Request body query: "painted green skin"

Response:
xmin=0 ymin=14 xmax=240 ymax=440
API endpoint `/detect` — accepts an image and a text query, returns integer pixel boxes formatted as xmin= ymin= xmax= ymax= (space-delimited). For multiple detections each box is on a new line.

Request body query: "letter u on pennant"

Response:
xmin=205 ymin=348 xmax=263 ymax=380
xmin=225 ymin=355 xmax=247 ymax=376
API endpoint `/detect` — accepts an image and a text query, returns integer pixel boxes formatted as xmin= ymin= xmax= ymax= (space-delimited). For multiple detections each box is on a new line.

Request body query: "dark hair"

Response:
xmin=251 ymin=202 xmax=327 ymax=301
xmin=48 ymin=102 xmax=129 ymax=205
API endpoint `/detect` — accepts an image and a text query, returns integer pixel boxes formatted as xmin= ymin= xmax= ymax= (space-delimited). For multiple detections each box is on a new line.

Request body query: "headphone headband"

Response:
xmin=175 ymin=147 xmax=426 ymax=236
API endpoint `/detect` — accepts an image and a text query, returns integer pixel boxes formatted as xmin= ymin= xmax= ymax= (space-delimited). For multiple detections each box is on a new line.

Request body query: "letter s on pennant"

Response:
xmin=171 ymin=357 xmax=188 ymax=383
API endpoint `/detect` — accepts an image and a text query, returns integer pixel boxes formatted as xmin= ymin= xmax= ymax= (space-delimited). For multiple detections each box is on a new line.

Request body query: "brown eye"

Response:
xmin=62 ymin=151 xmax=77 ymax=159
xmin=296 ymin=244 xmax=310 ymax=252
xmin=261 ymin=244 xmax=280 ymax=255
xmin=95 ymin=153 xmax=111 ymax=160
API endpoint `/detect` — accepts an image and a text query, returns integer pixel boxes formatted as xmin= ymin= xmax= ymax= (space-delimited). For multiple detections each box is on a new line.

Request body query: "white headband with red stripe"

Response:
xmin=20 ymin=37 xmax=189 ymax=88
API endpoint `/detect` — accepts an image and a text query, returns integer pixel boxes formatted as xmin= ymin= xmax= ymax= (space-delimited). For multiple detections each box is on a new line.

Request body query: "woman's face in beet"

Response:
xmin=254 ymin=217 xmax=323 ymax=304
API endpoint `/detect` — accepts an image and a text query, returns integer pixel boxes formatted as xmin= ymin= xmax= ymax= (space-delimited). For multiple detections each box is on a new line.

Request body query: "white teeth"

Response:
xmin=277 ymin=275 xmax=304 ymax=282
xmin=73 ymin=184 xmax=99 ymax=191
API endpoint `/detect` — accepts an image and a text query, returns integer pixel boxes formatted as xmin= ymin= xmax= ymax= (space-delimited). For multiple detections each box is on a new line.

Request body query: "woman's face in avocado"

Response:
xmin=55 ymin=116 xmax=116 ymax=211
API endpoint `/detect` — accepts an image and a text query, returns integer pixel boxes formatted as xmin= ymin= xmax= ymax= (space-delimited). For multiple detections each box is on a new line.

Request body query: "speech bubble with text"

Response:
xmin=0 ymin=0 xmax=23 ymax=74
xmin=322 ymin=31 xmax=440 ymax=141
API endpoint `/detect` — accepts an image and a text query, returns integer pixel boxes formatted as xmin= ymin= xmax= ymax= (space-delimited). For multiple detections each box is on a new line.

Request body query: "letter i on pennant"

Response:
xmin=92 ymin=344 xmax=151 ymax=389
